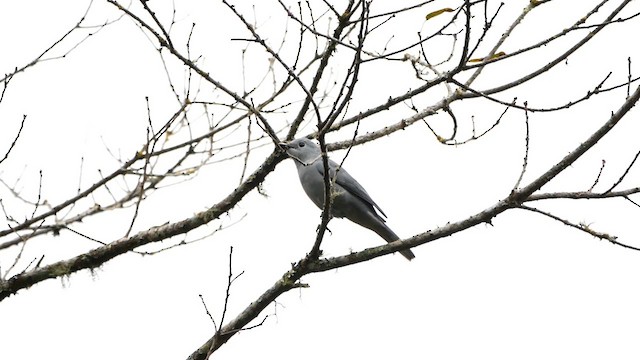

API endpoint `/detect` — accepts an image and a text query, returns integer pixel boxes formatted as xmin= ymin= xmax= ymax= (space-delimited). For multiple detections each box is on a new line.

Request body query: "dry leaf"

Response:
xmin=468 ymin=51 xmax=506 ymax=63
xmin=426 ymin=8 xmax=454 ymax=20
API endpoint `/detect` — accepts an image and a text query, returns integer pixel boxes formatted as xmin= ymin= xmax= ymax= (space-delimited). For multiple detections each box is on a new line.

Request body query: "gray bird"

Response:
xmin=280 ymin=138 xmax=415 ymax=261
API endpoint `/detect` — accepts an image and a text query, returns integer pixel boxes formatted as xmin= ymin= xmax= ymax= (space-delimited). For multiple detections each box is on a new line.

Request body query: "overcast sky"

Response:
xmin=1 ymin=1 xmax=640 ymax=359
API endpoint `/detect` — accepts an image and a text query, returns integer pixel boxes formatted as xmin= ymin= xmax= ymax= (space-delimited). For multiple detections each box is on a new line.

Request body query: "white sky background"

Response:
xmin=1 ymin=0 xmax=640 ymax=359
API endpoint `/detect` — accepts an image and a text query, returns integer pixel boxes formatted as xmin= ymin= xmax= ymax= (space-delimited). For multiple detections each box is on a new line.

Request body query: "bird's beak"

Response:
xmin=278 ymin=142 xmax=291 ymax=150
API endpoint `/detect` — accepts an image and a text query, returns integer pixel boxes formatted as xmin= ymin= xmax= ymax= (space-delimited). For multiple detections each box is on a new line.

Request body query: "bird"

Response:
xmin=279 ymin=137 xmax=415 ymax=261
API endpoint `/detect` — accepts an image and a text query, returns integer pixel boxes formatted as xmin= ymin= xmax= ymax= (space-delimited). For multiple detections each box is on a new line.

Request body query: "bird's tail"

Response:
xmin=372 ymin=221 xmax=415 ymax=261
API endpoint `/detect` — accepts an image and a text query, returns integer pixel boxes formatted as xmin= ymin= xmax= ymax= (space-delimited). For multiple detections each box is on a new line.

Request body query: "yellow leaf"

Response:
xmin=468 ymin=51 xmax=506 ymax=63
xmin=426 ymin=8 xmax=454 ymax=20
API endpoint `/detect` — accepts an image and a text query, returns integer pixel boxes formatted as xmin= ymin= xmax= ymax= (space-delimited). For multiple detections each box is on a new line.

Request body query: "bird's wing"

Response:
xmin=313 ymin=159 xmax=387 ymax=218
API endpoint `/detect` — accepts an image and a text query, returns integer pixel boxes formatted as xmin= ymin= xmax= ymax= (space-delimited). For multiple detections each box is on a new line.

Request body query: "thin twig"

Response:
xmin=0 ymin=115 xmax=26 ymax=165
xmin=513 ymin=102 xmax=530 ymax=190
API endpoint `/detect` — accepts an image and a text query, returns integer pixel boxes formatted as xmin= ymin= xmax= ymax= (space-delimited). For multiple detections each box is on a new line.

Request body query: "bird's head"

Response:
xmin=279 ymin=137 xmax=322 ymax=165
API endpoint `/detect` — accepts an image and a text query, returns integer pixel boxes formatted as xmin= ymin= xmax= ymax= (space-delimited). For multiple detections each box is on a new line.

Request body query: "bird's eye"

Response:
xmin=298 ymin=141 xmax=305 ymax=147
